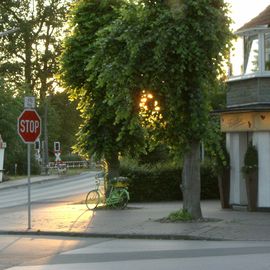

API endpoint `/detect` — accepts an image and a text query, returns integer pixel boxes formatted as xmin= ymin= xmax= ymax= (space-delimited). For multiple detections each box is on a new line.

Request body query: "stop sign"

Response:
xmin=17 ymin=109 xmax=42 ymax=143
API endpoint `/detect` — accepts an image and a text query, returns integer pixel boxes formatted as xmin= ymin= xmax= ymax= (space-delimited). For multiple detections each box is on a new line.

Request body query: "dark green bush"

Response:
xmin=120 ymin=162 xmax=219 ymax=202
xmin=200 ymin=164 xmax=219 ymax=200
xmin=242 ymin=143 xmax=258 ymax=175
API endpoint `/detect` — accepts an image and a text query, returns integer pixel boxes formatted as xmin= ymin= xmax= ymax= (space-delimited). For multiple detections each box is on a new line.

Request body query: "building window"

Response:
xmin=264 ymin=33 xmax=270 ymax=71
xmin=230 ymin=36 xmax=243 ymax=76
xmin=244 ymin=35 xmax=259 ymax=74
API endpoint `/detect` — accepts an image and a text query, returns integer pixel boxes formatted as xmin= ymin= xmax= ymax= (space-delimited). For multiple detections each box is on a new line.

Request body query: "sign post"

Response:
xmin=17 ymin=102 xmax=41 ymax=230
xmin=0 ymin=135 xmax=6 ymax=182
xmin=27 ymin=143 xmax=31 ymax=229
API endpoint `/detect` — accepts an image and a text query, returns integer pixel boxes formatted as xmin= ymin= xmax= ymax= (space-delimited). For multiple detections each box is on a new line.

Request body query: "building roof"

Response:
xmin=213 ymin=103 xmax=270 ymax=115
xmin=237 ymin=5 xmax=270 ymax=32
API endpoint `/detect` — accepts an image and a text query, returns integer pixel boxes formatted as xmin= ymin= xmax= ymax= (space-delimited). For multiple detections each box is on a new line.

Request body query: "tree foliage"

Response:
xmin=0 ymin=1 xmax=81 ymax=174
xmin=0 ymin=79 xmax=25 ymax=174
xmin=0 ymin=0 xmax=70 ymax=99
xmin=88 ymin=0 xmax=233 ymax=150
xmin=48 ymin=92 xmax=82 ymax=155
xmin=60 ymin=0 xmax=145 ymax=176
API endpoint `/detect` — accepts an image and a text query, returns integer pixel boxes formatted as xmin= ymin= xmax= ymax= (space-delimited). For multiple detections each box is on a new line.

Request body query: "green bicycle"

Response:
xmin=85 ymin=172 xmax=130 ymax=210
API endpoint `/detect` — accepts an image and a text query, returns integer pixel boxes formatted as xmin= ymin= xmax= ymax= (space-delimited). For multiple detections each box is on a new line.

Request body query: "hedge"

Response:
xmin=120 ymin=163 xmax=219 ymax=202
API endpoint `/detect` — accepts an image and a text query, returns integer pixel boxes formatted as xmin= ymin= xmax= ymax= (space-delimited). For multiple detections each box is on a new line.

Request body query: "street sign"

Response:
xmin=34 ymin=139 xmax=40 ymax=151
xmin=17 ymin=109 xmax=41 ymax=143
xmin=54 ymin=141 xmax=60 ymax=152
xmin=54 ymin=152 xmax=61 ymax=162
xmin=17 ymin=107 xmax=42 ymax=230
xmin=24 ymin=96 xmax=36 ymax=109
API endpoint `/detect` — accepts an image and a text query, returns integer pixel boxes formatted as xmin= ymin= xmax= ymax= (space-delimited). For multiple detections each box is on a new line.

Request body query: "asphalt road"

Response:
xmin=1 ymin=235 xmax=270 ymax=270
xmin=1 ymin=172 xmax=270 ymax=270
xmin=0 ymin=172 xmax=96 ymax=209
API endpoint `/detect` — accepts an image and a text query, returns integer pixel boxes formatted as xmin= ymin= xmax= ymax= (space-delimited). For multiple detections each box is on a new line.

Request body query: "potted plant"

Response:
xmin=242 ymin=143 xmax=258 ymax=211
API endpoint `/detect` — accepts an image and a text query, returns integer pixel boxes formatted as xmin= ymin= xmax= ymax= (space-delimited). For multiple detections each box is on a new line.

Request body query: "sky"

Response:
xmin=224 ymin=1 xmax=270 ymax=75
xmin=225 ymin=0 xmax=270 ymax=31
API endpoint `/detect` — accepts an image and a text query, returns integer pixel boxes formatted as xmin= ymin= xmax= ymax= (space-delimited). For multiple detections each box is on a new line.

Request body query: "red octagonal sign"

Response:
xmin=17 ymin=109 xmax=42 ymax=143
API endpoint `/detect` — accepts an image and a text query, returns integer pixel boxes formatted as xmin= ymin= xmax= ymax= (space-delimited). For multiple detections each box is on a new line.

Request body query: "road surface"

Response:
xmin=0 ymin=172 xmax=97 ymax=209
xmin=1 ymin=236 xmax=270 ymax=270
xmin=0 ymin=171 xmax=98 ymax=232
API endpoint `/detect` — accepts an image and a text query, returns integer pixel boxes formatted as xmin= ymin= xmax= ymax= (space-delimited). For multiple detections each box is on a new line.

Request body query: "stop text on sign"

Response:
xmin=19 ymin=120 xmax=40 ymax=133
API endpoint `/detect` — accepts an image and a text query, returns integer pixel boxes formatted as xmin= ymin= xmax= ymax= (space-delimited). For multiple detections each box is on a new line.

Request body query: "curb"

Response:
xmin=0 ymin=230 xmax=225 ymax=241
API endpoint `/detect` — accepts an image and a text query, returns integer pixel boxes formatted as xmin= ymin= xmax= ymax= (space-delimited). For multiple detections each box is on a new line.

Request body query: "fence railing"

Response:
xmin=48 ymin=160 xmax=91 ymax=169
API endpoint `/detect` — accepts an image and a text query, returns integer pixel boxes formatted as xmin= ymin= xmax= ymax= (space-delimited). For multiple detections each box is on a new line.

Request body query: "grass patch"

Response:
xmin=65 ymin=167 xmax=91 ymax=176
xmin=167 ymin=209 xmax=193 ymax=222
xmin=8 ymin=175 xmax=28 ymax=181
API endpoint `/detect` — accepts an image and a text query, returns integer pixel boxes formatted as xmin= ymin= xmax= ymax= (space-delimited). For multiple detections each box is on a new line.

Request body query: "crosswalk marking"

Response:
xmin=5 ymin=239 xmax=270 ymax=270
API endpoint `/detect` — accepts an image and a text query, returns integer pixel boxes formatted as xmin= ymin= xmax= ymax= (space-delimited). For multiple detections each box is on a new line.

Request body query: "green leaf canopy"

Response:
xmin=60 ymin=0 xmax=233 ymax=160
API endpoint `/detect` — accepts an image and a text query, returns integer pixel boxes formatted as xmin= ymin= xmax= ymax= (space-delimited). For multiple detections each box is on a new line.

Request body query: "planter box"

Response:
xmin=245 ymin=170 xmax=258 ymax=211
xmin=218 ymin=167 xmax=230 ymax=209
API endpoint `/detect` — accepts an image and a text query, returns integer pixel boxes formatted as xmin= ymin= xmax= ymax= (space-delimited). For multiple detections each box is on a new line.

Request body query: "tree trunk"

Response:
xmin=181 ymin=140 xmax=202 ymax=219
xmin=104 ymin=152 xmax=120 ymax=197
xmin=106 ymin=154 xmax=120 ymax=179
xmin=165 ymin=0 xmax=202 ymax=219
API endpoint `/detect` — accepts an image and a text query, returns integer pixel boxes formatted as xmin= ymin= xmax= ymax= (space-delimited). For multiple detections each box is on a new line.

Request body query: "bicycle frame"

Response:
xmin=94 ymin=173 xmax=130 ymax=208
xmin=106 ymin=186 xmax=130 ymax=207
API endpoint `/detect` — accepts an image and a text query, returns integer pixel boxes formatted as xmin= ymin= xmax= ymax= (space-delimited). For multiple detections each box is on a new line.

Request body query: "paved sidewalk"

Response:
xmin=1 ymin=175 xmax=270 ymax=241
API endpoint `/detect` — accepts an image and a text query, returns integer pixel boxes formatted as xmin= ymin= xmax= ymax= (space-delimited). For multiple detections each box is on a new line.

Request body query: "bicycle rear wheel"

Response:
xmin=110 ymin=189 xmax=129 ymax=209
xmin=85 ymin=190 xmax=100 ymax=210
xmin=119 ymin=189 xmax=129 ymax=209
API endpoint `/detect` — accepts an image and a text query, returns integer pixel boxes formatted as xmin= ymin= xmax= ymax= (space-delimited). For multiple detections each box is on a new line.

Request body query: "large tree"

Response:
xmin=83 ymin=0 xmax=233 ymax=218
xmin=0 ymin=0 xmax=74 ymax=170
xmin=0 ymin=0 xmax=69 ymax=98
xmin=163 ymin=0 xmax=232 ymax=218
xmin=59 ymin=0 xmax=144 ymax=179
xmin=60 ymin=0 xmax=232 ymax=217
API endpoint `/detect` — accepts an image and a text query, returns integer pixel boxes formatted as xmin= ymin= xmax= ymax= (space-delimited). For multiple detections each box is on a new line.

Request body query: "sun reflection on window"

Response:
xmin=244 ymin=35 xmax=259 ymax=74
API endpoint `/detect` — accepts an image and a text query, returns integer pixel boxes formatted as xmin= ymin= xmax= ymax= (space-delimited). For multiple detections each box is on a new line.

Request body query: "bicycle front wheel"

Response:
xmin=85 ymin=190 xmax=100 ymax=210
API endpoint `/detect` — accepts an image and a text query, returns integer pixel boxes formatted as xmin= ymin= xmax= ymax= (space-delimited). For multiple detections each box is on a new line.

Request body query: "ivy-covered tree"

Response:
xmin=59 ymin=0 xmax=144 ymax=178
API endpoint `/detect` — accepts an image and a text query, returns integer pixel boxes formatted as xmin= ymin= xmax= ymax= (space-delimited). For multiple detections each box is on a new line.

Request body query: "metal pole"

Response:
xmin=44 ymin=101 xmax=49 ymax=175
xmin=27 ymin=143 xmax=31 ymax=229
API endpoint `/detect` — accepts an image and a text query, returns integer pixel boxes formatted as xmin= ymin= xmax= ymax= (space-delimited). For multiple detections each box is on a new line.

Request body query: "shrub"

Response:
xmin=168 ymin=210 xmax=193 ymax=222
xmin=242 ymin=143 xmax=258 ymax=175
xmin=200 ymin=164 xmax=220 ymax=200
xmin=120 ymin=161 xmax=219 ymax=202
xmin=120 ymin=162 xmax=182 ymax=202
